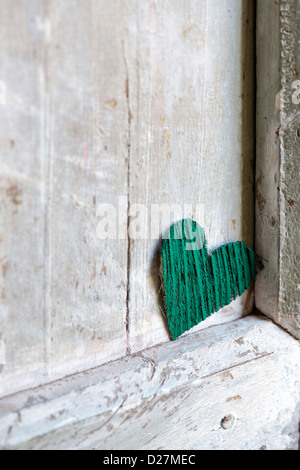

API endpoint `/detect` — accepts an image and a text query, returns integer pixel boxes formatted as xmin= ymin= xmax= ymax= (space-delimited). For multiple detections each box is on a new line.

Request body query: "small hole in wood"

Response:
xmin=221 ymin=414 xmax=236 ymax=430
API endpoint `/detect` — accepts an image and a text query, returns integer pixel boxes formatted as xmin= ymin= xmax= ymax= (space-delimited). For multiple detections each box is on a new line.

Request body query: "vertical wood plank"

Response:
xmin=0 ymin=0 xmax=49 ymax=396
xmin=127 ymin=0 xmax=255 ymax=352
xmin=45 ymin=0 xmax=129 ymax=376
xmin=256 ymin=0 xmax=300 ymax=338
xmin=0 ymin=0 xmax=130 ymax=395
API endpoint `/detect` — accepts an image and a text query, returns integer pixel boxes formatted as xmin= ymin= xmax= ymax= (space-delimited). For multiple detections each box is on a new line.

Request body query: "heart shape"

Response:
xmin=161 ymin=219 xmax=262 ymax=340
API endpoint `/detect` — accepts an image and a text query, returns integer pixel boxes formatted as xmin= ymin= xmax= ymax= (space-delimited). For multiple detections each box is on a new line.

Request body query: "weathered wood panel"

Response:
xmin=0 ymin=0 xmax=129 ymax=397
xmin=44 ymin=0 xmax=129 ymax=378
xmin=0 ymin=0 xmax=256 ymax=395
xmin=127 ymin=0 xmax=255 ymax=352
xmin=0 ymin=0 xmax=49 ymax=395
xmin=0 ymin=316 xmax=299 ymax=450
xmin=256 ymin=0 xmax=300 ymax=338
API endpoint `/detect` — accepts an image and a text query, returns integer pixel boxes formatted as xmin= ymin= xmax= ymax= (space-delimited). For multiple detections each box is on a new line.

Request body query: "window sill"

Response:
xmin=0 ymin=314 xmax=299 ymax=450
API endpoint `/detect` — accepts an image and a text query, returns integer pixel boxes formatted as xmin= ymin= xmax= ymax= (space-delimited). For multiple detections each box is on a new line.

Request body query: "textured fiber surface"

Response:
xmin=161 ymin=219 xmax=262 ymax=339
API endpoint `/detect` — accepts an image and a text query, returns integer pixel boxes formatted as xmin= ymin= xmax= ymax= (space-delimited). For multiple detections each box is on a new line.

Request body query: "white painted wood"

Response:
xmin=0 ymin=316 xmax=299 ymax=450
xmin=0 ymin=0 xmax=257 ymax=396
xmin=127 ymin=0 xmax=255 ymax=352
xmin=0 ymin=1 xmax=298 ymax=451
xmin=43 ymin=0 xmax=129 ymax=376
xmin=0 ymin=0 xmax=129 ymax=397
xmin=0 ymin=0 xmax=49 ymax=394
xmin=256 ymin=0 xmax=300 ymax=338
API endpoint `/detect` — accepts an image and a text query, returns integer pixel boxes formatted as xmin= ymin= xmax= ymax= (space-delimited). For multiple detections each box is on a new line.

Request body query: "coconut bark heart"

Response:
xmin=161 ymin=219 xmax=262 ymax=340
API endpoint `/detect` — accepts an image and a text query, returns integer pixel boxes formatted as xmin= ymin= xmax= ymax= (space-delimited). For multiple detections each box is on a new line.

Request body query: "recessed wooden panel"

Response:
xmin=127 ymin=0 xmax=255 ymax=352
xmin=0 ymin=0 xmax=129 ymax=396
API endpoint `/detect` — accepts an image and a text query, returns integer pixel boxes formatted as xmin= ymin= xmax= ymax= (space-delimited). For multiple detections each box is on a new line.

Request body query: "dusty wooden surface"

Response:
xmin=124 ymin=0 xmax=255 ymax=352
xmin=0 ymin=315 xmax=299 ymax=450
xmin=0 ymin=0 xmax=130 ymax=396
xmin=256 ymin=0 xmax=300 ymax=338
xmin=0 ymin=0 xmax=256 ymax=396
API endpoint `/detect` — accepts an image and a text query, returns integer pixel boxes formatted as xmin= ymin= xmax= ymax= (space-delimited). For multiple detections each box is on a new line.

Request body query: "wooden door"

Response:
xmin=1 ymin=0 xmax=300 ymax=451
xmin=0 ymin=0 xmax=255 ymax=396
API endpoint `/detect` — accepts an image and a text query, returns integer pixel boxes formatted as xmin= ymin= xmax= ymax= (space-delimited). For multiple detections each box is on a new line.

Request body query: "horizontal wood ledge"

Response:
xmin=0 ymin=315 xmax=299 ymax=450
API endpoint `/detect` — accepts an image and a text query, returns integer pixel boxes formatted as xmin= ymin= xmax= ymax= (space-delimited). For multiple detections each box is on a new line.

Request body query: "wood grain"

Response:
xmin=44 ymin=0 xmax=129 ymax=378
xmin=127 ymin=0 xmax=255 ymax=352
xmin=0 ymin=0 xmax=49 ymax=396
xmin=0 ymin=316 xmax=299 ymax=450
xmin=256 ymin=0 xmax=300 ymax=338
xmin=0 ymin=0 xmax=129 ymax=396
xmin=0 ymin=0 xmax=257 ymax=396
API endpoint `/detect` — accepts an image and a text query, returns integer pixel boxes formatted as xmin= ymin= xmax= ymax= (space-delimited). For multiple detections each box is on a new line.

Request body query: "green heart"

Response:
xmin=161 ymin=219 xmax=262 ymax=340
